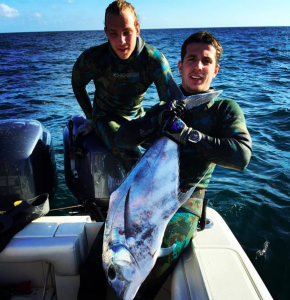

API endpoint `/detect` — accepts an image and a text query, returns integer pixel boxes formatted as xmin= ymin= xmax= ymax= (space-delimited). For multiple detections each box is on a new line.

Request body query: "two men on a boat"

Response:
xmin=72 ymin=1 xmax=252 ymax=299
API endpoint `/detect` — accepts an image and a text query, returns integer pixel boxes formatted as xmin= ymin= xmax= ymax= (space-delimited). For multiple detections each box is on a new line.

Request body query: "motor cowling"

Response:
xmin=63 ymin=115 xmax=126 ymax=207
xmin=0 ymin=119 xmax=58 ymax=213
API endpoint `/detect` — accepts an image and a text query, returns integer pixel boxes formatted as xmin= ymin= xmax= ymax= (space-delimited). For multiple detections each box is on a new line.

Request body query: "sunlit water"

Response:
xmin=0 ymin=27 xmax=289 ymax=300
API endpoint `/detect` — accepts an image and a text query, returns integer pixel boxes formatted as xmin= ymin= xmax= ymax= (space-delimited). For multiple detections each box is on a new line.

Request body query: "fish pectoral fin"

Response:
xmin=158 ymin=244 xmax=176 ymax=257
xmin=124 ymin=187 xmax=135 ymax=240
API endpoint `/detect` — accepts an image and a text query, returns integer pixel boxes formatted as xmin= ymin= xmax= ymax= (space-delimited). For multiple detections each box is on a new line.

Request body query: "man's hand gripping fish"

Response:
xmin=102 ymin=80 xmax=222 ymax=300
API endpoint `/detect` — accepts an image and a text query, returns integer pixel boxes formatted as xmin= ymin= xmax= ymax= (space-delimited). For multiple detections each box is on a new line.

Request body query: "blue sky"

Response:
xmin=0 ymin=0 xmax=289 ymax=33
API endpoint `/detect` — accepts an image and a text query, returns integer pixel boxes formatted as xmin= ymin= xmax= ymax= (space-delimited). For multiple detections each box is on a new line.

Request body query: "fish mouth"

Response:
xmin=105 ymin=242 xmax=141 ymax=300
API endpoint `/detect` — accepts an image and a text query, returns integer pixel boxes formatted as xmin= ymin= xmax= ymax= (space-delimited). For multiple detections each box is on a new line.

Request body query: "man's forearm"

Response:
xmin=193 ymin=132 xmax=252 ymax=171
xmin=72 ymin=81 xmax=93 ymax=119
xmin=115 ymin=116 xmax=158 ymax=149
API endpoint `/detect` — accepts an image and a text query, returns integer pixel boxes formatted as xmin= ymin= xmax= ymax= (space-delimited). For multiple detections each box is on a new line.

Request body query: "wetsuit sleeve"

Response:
xmin=72 ymin=50 xmax=94 ymax=119
xmin=190 ymin=100 xmax=252 ymax=171
xmin=115 ymin=104 xmax=163 ymax=148
xmin=115 ymin=99 xmax=252 ymax=172
xmin=148 ymin=50 xmax=172 ymax=103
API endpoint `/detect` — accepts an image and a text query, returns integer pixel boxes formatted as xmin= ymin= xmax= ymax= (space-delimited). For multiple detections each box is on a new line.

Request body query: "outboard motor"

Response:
xmin=63 ymin=115 xmax=126 ymax=220
xmin=0 ymin=119 xmax=58 ymax=213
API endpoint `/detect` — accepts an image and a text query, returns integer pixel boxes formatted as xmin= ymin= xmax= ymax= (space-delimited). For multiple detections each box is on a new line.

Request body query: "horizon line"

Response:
xmin=1 ymin=25 xmax=289 ymax=34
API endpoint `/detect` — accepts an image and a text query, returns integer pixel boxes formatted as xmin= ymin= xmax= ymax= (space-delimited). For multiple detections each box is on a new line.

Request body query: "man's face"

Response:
xmin=105 ymin=11 xmax=140 ymax=60
xmin=178 ymin=43 xmax=219 ymax=93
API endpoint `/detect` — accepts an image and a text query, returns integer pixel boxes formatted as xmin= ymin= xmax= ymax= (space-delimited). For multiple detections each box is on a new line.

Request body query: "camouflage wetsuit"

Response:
xmin=72 ymin=37 xmax=172 ymax=171
xmin=114 ymin=88 xmax=252 ymax=299
xmin=78 ymin=89 xmax=252 ymax=300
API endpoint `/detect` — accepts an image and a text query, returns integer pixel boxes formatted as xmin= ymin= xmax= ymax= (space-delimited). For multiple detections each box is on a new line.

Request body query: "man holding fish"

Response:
xmin=111 ymin=31 xmax=252 ymax=299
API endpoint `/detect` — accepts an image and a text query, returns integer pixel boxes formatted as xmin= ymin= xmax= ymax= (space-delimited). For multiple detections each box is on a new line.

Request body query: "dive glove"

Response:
xmin=162 ymin=116 xmax=193 ymax=145
xmin=75 ymin=119 xmax=94 ymax=138
xmin=169 ymin=100 xmax=186 ymax=117
xmin=152 ymin=100 xmax=186 ymax=129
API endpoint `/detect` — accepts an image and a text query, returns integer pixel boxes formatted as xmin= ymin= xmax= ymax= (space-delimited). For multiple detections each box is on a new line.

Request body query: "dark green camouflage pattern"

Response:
xmin=136 ymin=205 xmax=202 ymax=299
xmin=112 ymin=95 xmax=252 ymax=298
xmin=72 ymin=37 xmax=172 ymax=121
xmin=182 ymin=197 xmax=203 ymax=218
xmin=144 ymin=97 xmax=252 ymax=190
xmin=92 ymin=115 xmax=141 ymax=171
xmin=72 ymin=37 xmax=172 ymax=171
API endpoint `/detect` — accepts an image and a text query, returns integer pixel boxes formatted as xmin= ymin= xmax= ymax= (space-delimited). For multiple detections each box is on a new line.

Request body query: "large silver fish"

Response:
xmin=102 ymin=136 xmax=195 ymax=300
xmin=102 ymin=78 xmax=222 ymax=300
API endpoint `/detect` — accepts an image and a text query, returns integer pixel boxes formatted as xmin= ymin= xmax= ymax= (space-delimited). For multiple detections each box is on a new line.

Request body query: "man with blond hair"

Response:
xmin=72 ymin=0 xmax=172 ymax=172
xmin=75 ymin=1 xmax=173 ymax=299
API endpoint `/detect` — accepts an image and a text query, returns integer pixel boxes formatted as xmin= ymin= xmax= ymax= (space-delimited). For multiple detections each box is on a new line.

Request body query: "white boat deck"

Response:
xmin=0 ymin=208 xmax=273 ymax=300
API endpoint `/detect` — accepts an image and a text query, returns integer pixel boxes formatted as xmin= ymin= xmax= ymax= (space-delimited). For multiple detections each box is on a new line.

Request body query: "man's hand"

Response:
xmin=162 ymin=116 xmax=192 ymax=145
xmin=168 ymin=100 xmax=186 ymax=118
xmin=75 ymin=119 xmax=94 ymax=139
xmin=153 ymin=100 xmax=186 ymax=129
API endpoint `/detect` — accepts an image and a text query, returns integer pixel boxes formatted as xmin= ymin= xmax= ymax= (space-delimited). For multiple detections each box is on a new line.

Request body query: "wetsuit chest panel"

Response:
xmin=178 ymin=101 xmax=227 ymax=188
xmin=93 ymin=56 xmax=154 ymax=118
xmin=184 ymin=105 xmax=220 ymax=137
xmin=95 ymin=60 xmax=151 ymax=95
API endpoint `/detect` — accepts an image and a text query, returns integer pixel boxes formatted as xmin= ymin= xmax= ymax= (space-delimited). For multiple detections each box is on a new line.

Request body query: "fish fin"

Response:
xmin=178 ymin=187 xmax=195 ymax=206
xmin=178 ymin=167 xmax=210 ymax=205
xmin=124 ymin=187 xmax=134 ymax=240
xmin=167 ymin=73 xmax=185 ymax=100
xmin=159 ymin=244 xmax=176 ymax=257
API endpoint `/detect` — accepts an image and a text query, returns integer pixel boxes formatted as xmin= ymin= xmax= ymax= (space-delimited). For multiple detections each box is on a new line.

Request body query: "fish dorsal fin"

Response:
xmin=159 ymin=244 xmax=176 ymax=257
xmin=167 ymin=73 xmax=185 ymax=101
xmin=124 ymin=187 xmax=135 ymax=240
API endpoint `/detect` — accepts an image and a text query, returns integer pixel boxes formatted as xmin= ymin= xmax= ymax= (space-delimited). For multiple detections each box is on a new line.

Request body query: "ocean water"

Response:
xmin=0 ymin=27 xmax=289 ymax=299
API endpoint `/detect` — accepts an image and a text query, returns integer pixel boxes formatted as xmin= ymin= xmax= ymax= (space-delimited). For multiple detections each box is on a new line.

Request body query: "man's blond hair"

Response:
xmin=105 ymin=0 xmax=139 ymax=28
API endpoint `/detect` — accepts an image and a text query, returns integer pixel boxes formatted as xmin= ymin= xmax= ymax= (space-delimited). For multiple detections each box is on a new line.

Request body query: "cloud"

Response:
xmin=67 ymin=0 xmax=74 ymax=3
xmin=52 ymin=6 xmax=60 ymax=11
xmin=0 ymin=3 xmax=20 ymax=18
xmin=35 ymin=12 xmax=42 ymax=18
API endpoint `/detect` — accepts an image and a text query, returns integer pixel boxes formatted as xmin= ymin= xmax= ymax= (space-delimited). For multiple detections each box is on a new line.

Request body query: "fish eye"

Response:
xmin=108 ymin=265 xmax=116 ymax=280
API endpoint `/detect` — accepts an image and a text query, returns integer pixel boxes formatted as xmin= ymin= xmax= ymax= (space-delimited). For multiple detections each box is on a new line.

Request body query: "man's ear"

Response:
xmin=178 ymin=61 xmax=183 ymax=75
xmin=104 ymin=27 xmax=108 ymax=38
xmin=213 ymin=64 xmax=220 ymax=78
xmin=135 ymin=24 xmax=140 ymax=37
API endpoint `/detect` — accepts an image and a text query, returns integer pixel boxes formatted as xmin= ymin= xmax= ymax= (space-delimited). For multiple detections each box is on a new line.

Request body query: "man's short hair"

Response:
xmin=105 ymin=0 xmax=139 ymax=28
xmin=181 ymin=31 xmax=223 ymax=64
